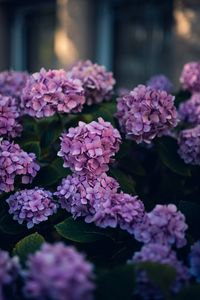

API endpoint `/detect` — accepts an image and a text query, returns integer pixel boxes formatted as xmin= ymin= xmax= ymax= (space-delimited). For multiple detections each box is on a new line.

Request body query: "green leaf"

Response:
xmin=21 ymin=141 xmax=41 ymax=158
xmin=96 ymin=264 xmax=135 ymax=300
xmin=33 ymin=165 xmax=60 ymax=186
xmin=136 ymin=261 xmax=176 ymax=298
xmin=52 ymin=158 xmax=71 ymax=177
xmin=13 ymin=233 xmax=45 ymax=264
xmin=179 ymin=200 xmax=200 ymax=238
xmin=0 ymin=211 xmax=25 ymax=235
xmin=173 ymin=284 xmax=200 ymax=300
xmin=156 ymin=136 xmax=191 ymax=176
xmin=110 ymin=168 xmax=136 ymax=194
xmin=55 ymin=217 xmax=112 ymax=243
xmin=40 ymin=120 xmax=62 ymax=148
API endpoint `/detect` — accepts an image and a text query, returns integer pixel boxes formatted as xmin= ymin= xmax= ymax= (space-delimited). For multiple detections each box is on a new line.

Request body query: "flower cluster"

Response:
xmin=0 ymin=250 xmax=19 ymax=295
xmin=189 ymin=241 xmax=200 ymax=282
xmin=68 ymin=60 xmax=115 ymax=105
xmin=55 ymin=174 xmax=145 ymax=230
xmin=147 ymin=74 xmax=173 ymax=93
xmin=116 ymin=85 xmax=178 ymax=144
xmin=0 ymin=94 xmax=22 ymax=138
xmin=0 ymin=70 xmax=28 ymax=101
xmin=178 ymin=125 xmax=200 ymax=165
xmin=179 ymin=93 xmax=200 ymax=125
xmin=58 ymin=117 xmax=121 ymax=175
xmin=134 ymin=204 xmax=187 ymax=248
xmin=6 ymin=188 xmax=57 ymax=228
xmin=180 ymin=62 xmax=200 ymax=92
xmin=130 ymin=243 xmax=190 ymax=299
xmin=23 ymin=243 xmax=94 ymax=300
xmin=21 ymin=68 xmax=85 ymax=118
xmin=0 ymin=140 xmax=40 ymax=193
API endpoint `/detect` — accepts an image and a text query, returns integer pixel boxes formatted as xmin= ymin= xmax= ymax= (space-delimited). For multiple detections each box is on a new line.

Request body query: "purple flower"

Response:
xmin=21 ymin=68 xmax=85 ymax=118
xmin=116 ymin=85 xmax=178 ymax=144
xmin=178 ymin=125 xmax=200 ymax=165
xmin=134 ymin=204 xmax=187 ymax=248
xmin=0 ymin=70 xmax=28 ymax=100
xmin=67 ymin=60 xmax=115 ymax=105
xmin=58 ymin=117 xmax=121 ymax=175
xmin=117 ymin=87 xmax=130 ymax=97
xmin=6 ymin=188 xmax=58 ymax=229
xmin=179 ymin=93 xmax=200 ymax=125
xmin=0 ymin=94 xmax=22 ymax=138
xmin=180 ymin=61 xmax=200 ymax=92
xmin=55 ymin=172 xmax=119 ymax=220
xmin=23 ymin=243 xmax=94 ymax=300
xmin=147 ymin=74 xmax=173 ymax=93
xmin=130 ymin=243 xmax=190 ymax=300
xmin=0 ymin=249 xmax=20 ymax=300
xmin=55 ymin=173 xmax=145 ymax=231
xmin=189 ymin=241 xmax=200 ymax=282
xmin=0 ymin=140 xmax=40 ymax=193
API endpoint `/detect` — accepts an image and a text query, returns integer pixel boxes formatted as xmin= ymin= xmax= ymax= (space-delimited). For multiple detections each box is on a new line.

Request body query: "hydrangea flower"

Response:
xmin=0 ymin=140 xmax=40 ymax=193
xmin=189 ymin=240 xmax=200 ymax=282
xmin=0 ymin=94 xmax=22 ymax=138
xmin=134 ymin=204 xmax=187 ymax=248
xmin=6 ymin=188 xmax=57 ymax=229
xmin=23 ymin=243 xmax=94 ymax=300
xmin=147 ymin=74 xmax=173 ymax=93
xmin=178 ymin=125 xmax=200 ymax=165
xmin=0 ymin=70 xmax=28 ymax=100
xmin=117 ymin=87 xmax=130 ymax=97
xmin=67 ymin=60 xmax=115 ymax=105
xmin=21 ymin=68 xmax=85 ymax=118
xmin=58 ymin=117 xmax=121 ymax=175
xmin=55 ymin=174 xmax=145 ymax=231
xmin=130 ymin=243 xmax=190 ymax=300
xmin=179 ymin=93 xmax=200 ymax=125
xmin=0 ymin=250 xmax=20 ymax=300
xmin=116 ymin=85 xmax=178 ymax=144
xmin=180 ymin=61 xmax=200 ymax=92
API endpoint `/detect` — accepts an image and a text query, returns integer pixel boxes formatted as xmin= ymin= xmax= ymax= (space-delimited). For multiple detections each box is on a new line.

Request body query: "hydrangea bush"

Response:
xmin=0 ymin=63 xmax=200 ymax=300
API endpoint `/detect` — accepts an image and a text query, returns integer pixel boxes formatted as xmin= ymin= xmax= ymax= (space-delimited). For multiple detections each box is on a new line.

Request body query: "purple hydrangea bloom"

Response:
xmin=58 ymin=117 xmax=121 ymax=175
xmin=178 ymin=125 xmax=200 ymax=165
xmin=23 ymin=243 xmax=94 ymax=300
xmin=67 ymin=60 xmax=115 ymax=105
xmin=189 ymin=241 xmax=200 ymax=282
xmin=130 ymin=243 xmax=190 ymax=300
xmin=147 ymin=74 xmax=173 ymax=93
xmin=0 ymin=94 xmax=22 ymax=138
xmin=21 ymin=68 xmax=85 ymax=118
xmin=0 ymin=250 xmax=19 ymax=300
xmin=179 ymin=93 xmax=200 ymax=125
xmin=55 ymin=173 xmax=145 ymax=231
xmin=116 ymin=85 xmax=178 ymax=144
xmin=117 ymin=87 xmax=130 ymax=97
xmin=134 ymin=204 xmax=187 ymax=248
xmin=180 ymin=61 xmax=200 ymax=92
xmin=0 ymin=140 xmax=40 ymax=193
xmin=6 ymin=188 xmax=57 ymax=229
xmin=0 ymin=70 xmax=28 ymax=100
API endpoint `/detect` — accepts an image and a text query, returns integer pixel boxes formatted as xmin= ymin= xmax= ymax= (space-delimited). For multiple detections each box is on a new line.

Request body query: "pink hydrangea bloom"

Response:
xmin=179 ymin=93 xmax=200 ymax=125
xmin=116 ymin=85 xmax=178 ymax=144
xmin=0 ymin=94 xmax=22 ymax=138
xmin=23 ymin=243 xmax=94 ymax=300
xmin=134 ymin=204 xmax=188 ymax=248
xmin=0 ymin=140 xmax=40 ymax=193
xmin=147 ymin=74 xmax=173 ymax=93
xmin=21 ymin=68 xmax=85 ymax=118
xmin=67 ymin=60 xmax=115 ymax=105
xmin=180 ymin=61 xmax=200 ymax=92
xmin=130 ymin=243 xmax=190 ymax=299
xmin=178 ymin=125 xmax=200 ymax=165
xmin=58 ymin=117 xmax=121 ymax=175
xmin=6 ymin=188 xmax=58 ymax=229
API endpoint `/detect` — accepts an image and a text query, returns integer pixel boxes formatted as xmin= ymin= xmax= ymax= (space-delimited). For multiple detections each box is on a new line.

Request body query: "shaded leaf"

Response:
xmin=13 ymin=233 xmax=45 ymax=264
xmin=21 ymin=141 xmax=41 ymax=158
xmin=0 ymin=212 xmax=25 ymax=235
xmin=55 ymin=217 xmax=112 ymax=243
xmin=110 ymin=168 xmax=136 ymax=194
xmin=173 ymin=284 xmax=200 ymax=300
xmin=33 ymin=165 xmax=60 ymax=186
xmin=179 ymin=200 xmax=200 ymax=238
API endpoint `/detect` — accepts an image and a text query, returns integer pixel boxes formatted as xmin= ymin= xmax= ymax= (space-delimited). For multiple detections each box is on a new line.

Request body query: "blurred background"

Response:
xmin=0 ymin=0 xmax=200 ymax=89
